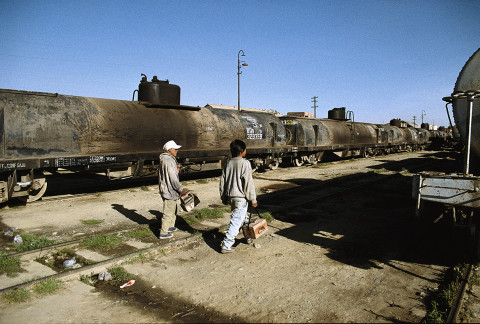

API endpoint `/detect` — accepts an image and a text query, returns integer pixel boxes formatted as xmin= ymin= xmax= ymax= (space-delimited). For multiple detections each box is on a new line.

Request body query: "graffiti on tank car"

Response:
xmin=55 ymin=158 xmax=76 ymax=167
xmin=0 ymin=163 xmax=26 ymax=169
xmin=242 ymin=116 xmax=264 ymax=140
xmin=282 ymin=120 xmax=297 ymax=125
xmin=55 ymin=157 xmax=89 ymax=167
xmin=90 ymin=156 xmax=105 ymax=164
xmin=246 ymin=127 xmax=263 ymax=140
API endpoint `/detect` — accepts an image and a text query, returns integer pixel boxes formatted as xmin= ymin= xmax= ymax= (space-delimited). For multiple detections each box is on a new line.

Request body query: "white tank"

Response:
xmin=452 ymin=48 xmax=480 ymax=173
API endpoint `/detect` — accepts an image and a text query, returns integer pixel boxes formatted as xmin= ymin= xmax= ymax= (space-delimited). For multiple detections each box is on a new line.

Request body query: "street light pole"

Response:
xmin=237 ymin=50 xmax=247 ymax=111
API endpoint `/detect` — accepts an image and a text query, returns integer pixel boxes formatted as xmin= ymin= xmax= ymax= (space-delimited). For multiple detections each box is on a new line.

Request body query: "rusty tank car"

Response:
xmin=0 ymin=74 xmax=436 ymax=204
xmin=0 ymin=76 xmax=289 ymax=203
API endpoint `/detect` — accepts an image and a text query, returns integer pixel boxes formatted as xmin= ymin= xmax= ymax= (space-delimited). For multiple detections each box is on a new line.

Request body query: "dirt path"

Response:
xmin=0 ymin=152 xmax=458 ymax=323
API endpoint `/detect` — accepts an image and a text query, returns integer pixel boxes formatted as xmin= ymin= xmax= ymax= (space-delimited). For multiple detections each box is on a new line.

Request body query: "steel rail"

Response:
xmin=446 ymin=263 xmax=474 ymax=323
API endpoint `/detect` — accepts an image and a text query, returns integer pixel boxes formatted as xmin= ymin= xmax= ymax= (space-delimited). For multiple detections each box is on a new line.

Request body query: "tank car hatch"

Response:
xmin=137 ymin=74 xmax=181 ymax=106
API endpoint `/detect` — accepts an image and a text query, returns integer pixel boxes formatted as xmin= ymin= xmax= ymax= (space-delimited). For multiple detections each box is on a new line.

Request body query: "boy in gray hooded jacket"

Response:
xmin=219 ymin=139 xmax=258 ymax=253
xmin=158 ymin=140 xmax=186 ymax=239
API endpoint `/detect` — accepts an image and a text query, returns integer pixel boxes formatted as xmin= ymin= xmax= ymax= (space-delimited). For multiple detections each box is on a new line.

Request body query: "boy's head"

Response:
xmin=230 ymin=139 xmax=246 ymax=157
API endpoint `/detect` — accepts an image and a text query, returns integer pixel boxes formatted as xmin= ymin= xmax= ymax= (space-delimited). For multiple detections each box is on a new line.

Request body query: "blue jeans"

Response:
xmin=222 ymin=198 xmax=249 ymax=249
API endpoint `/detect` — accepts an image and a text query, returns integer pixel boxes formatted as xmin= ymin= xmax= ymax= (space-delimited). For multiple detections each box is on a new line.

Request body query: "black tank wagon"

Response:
xmin=0 ymin=74 xmax=436 ymax=204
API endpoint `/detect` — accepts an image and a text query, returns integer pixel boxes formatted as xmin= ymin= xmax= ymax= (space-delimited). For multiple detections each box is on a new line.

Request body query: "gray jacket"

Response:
xmin=158 ymin=152 xmax=183 ymax=200
xmin=219 ymin=157 xmax=257 ymax=204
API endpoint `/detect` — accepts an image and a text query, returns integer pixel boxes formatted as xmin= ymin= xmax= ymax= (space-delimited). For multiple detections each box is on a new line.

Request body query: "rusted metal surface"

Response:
xmin=413 ymin=173 xmax=480 ymax=210
xmin=0 ymin=89 xmax=287 ymax=171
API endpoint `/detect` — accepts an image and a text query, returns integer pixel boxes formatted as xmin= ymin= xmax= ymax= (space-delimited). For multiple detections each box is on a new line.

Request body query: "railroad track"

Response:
xmin=446 ymin=264 xmax=474 ymax=323
xmin=1 ymin=152 xmax=447 ymax=296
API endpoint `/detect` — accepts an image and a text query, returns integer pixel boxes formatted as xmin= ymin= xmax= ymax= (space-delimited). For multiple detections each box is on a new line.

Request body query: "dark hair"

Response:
xmin=230 ymin=139 xmax=246 ymax=157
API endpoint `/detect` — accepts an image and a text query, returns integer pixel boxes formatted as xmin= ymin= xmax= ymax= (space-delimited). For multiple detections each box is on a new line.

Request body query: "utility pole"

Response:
xmin=311 ymin=96 xmax=318 ymax=118
xmin=421 ymin=110 xmax=426 ymax=124
xmin=413 ymin=116 xmax=417 ymax=127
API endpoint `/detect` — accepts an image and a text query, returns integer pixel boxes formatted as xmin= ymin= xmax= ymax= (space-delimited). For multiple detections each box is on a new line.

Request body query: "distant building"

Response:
xmin=286 ymin=112 xmax=314 ymax=118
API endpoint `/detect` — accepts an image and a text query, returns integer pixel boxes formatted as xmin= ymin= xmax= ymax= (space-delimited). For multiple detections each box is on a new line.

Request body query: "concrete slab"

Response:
xmin=0 ymin=259 xmax=57 ymax=290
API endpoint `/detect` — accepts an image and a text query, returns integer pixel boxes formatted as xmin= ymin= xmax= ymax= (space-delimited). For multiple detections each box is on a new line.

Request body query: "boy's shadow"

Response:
xmin=202 ymin=224 xmax=250 ymax=253
xmin=148 ymin=210 xmax=197 ymax=235
xmin=112 ymin=204 xmax=160 ymax=237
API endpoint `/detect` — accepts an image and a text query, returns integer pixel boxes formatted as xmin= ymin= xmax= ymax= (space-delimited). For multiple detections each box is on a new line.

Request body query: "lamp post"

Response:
xmin=421 ymin=110 xmax=426 ymax=125
xmin=237 ymin=50 xmax=248 ymax=111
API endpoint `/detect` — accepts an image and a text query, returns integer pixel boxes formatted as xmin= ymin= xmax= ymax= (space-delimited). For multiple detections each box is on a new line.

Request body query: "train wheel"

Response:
xmin=293 ymin=158 xmax=304 ymax=167
xmin=361 ymin=148 xmax=369 ymax=158
xmin=307 ymin=154 xmax=318 ymax=164
xmin=268 ymin=160 xmax=279 ymax=170
xmin=27 ymin=177 xmax=47 ymax=202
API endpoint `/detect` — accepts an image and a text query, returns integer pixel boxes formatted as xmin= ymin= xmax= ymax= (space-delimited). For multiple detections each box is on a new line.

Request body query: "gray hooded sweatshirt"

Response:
xmin=158 ymin=152 xmax=183 ymax=200
xmin=219 ymin=157 xmax=257 ymax=204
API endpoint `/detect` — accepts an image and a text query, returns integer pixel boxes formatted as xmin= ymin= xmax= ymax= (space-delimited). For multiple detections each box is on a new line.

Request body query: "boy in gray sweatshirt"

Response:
xmin=158 ymin=140 xmax=186 ymax=239
xmin=219 ymin=139 xmax=258 ymax=253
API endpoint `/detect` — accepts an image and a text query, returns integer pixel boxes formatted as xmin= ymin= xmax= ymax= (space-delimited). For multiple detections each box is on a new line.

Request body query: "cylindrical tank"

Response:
xmin=452 ymin=48 xmax=480 ymax=173
xmin=328 ymin=107 xmax=346 ymax=120
xmin=138 ymin=75 xmax=180 ymax=106
xmin=0 ymin=90 xmax=286 ymax=161
xmin=377 ymin=124 xmax=406 ymax=145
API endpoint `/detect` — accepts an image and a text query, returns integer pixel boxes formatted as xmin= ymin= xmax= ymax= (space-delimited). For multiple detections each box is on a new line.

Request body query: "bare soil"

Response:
xmin=0 ymin=151 xmax=464 ymax=323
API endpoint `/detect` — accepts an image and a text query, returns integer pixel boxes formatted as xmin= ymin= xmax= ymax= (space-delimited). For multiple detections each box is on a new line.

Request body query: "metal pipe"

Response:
xmin=464 ymin=96 xmax=473 ymax=174
xmin=445 ymin=102 xmax=454 ymax=129
xmin=237 ymin=50 xmax=245 ymax=111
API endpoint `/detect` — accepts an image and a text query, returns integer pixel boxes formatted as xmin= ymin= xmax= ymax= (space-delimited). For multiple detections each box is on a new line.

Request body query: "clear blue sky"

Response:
xmin=1 ymin=0 xmax=479 ymax=126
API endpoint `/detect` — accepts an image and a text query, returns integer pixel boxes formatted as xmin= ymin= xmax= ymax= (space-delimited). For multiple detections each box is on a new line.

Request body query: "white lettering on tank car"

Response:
xmin=55 ymin=158 xmax=76 ymax=167
xmin=90 ymin=156 xmax=105 ymax=163
xmin=242 ymin=116 xmax=263 ymax=140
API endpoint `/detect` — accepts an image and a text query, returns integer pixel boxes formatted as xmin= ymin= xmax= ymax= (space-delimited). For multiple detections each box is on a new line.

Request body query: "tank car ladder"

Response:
xmin=346 ymin=110 xmax=356 ymax=144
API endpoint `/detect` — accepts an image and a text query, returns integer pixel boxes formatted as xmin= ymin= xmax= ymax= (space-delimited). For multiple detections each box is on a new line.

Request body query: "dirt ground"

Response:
xmin=0 ymin=151 xmax=459 ymax=323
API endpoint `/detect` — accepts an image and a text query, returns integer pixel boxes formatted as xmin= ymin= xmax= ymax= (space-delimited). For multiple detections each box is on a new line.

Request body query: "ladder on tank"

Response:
xmin=347 ymin=110 xmax=356 ymax=144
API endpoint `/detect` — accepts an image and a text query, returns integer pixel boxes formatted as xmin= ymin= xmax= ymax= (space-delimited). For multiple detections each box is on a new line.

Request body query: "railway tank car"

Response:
xmin=0 ymin=73 xmax=436 ymax=205
xmin=413 ymin=48 xmax=480 ymax=258
xmin=0 ymin=76 xmax=288 ymax=203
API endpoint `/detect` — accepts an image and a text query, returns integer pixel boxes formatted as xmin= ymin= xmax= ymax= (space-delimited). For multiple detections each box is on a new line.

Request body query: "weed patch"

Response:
xmin=258 ymin=211 xmax=274 ymax=223
xmin=12 ymin=233 xmax=56 ymax=252
xmin=1 ymin=288 xmax=30 ymax=303
xmin=0 ymin=252 xmax=21 ymax=276
xmin=312 ymin=162 xmax=333 ymax=168
xmin=141 ymin=186 xmax=150 ymax=191
xmin=423 ymin=263 xmax=469 ymax=323
xmin=127 ymin=253 xmax=148 ymax=264
xmin=123 ymin=227 xmax=154 ymax=240
xmin=196 ymin=179 xmax=209 ymax=184
xmin=108 ymin=266 xmax=135 ymax=285
xmin=33 ymin=278 xmax=61 ymax=295
xmin=80 ymin=235 xmax=122 ymax=250
xmin=400 ymin=167 xmax=410 ymax=175
xmin=81 ymin=219 xmax=104 ymax=225
xmin=183 ymin=207 xmax=228 ymax=224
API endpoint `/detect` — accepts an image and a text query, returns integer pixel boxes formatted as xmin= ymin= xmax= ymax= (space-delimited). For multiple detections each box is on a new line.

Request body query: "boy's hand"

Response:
xmin=251 ymin=202 xmax=258 ymax=208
